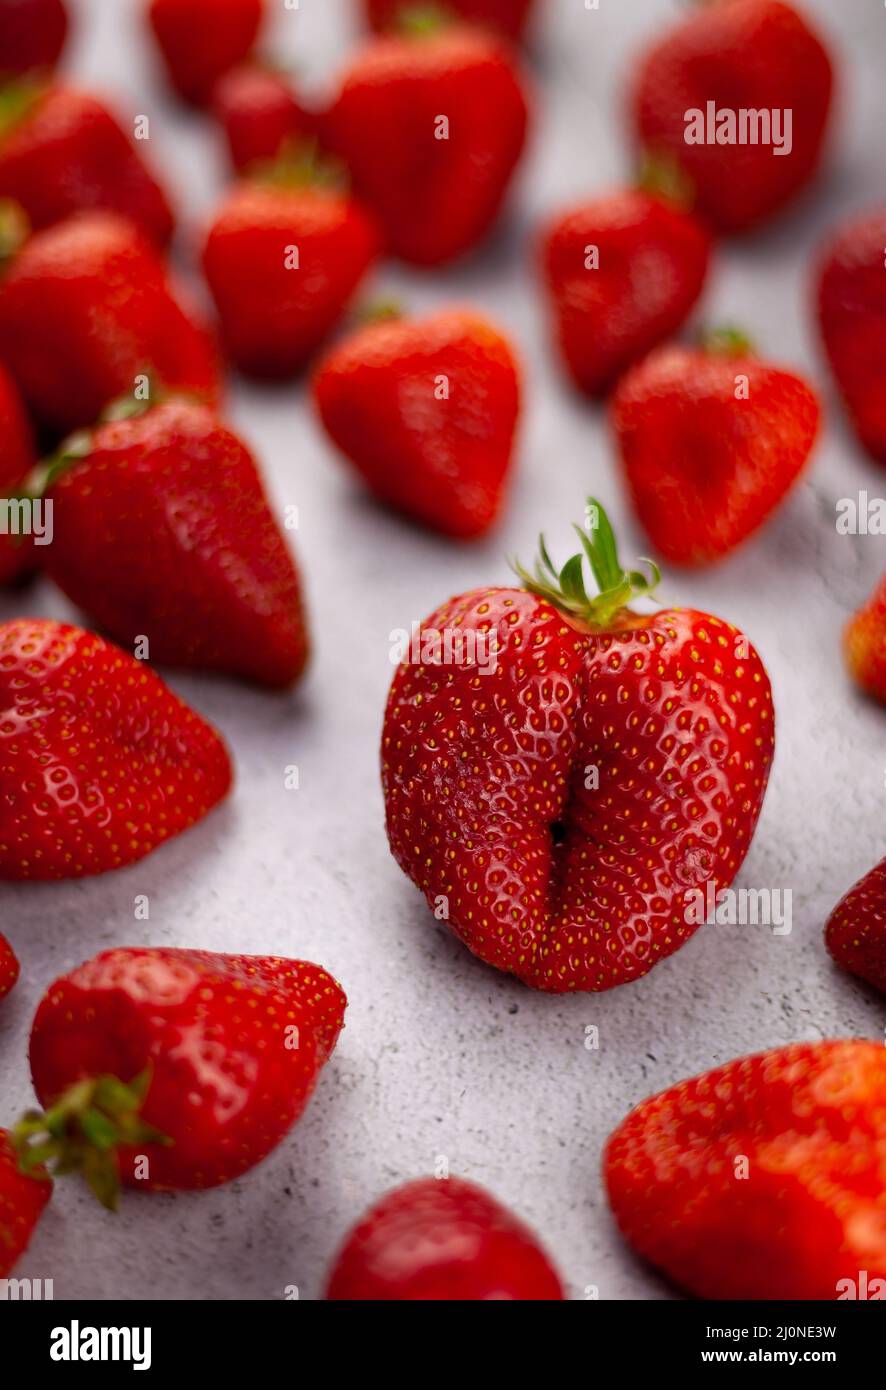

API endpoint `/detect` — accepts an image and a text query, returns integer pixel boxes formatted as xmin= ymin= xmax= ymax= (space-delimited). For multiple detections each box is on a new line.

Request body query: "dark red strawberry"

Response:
xmin=381 ymin=499 xmax=774 ymax=992
xmin=613 ymin=336 xmax=820 ymax=566
xmin=0 ymin=211 xmax=221 ymax=433
xmin=845 ymin=574 xmax=886 ymax=705
xmin=212 ymin=64 xmax=316 ymax=175
xmin=0 ymin=1128 xmax=50 ymax=1276
xmin=365 ymin=0 xmax=535 ymax=42
xmin=0 ymin=0 xmax=68 ymax=78
xmin=825 ymin=858 xmax=886 ymax=995
xmin=0 ymin=83 xmax=174 ymax=246
xmin=147 ymin=0 xmax=264 ymax=107
xmin=0 ymin=934 xmax=19 ymax=1000
xmin=817 ymin=209 xmax=886 ymax=465
xmin=16 ymin=947 xmax=346 ymax=1204
xmin=202 ymin=179 xmax=379 ymax=378
xmin=313 ymin=308 xmax=520 ymax=538
xmin=605 ymin=1040 xmax=886 ymax=1299
xmin=326 ymin=22 xmax=529 ymax=266
xmin=541 ymin=187 xmax=712 ymax=398
xmin=0 ymin=618 xmax=231 ymax=879
xmin=0 ymin=357 xmax=38 ymax=586
xmin=41 ymin=400 xmax=309 ymax=687
xmin=632 ymin=0 xmax=834 ymax=234
xmin=326 ymin=1176 xmax=563 ymax=1300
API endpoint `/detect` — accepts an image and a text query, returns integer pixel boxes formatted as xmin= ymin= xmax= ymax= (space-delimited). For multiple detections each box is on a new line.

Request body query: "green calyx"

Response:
xmin=638 ymin=150 xmax=696 ymax=214
xmin=0 ymin=78 xmax=45 ymax=144
xmin=0 ymin=198 xmax=29 ymax=268
xmin=512 ymin=498 xmax=661 ymax=629
xmin=14 ymin=1070 xmax=170 ymax=1212
xmin=251 ymin=137 xmax=348 ymax=194
xmin=700 ymin=325 xmax=755 ymax=357
xmin=396 ymin=4 xmax=451 ymax=37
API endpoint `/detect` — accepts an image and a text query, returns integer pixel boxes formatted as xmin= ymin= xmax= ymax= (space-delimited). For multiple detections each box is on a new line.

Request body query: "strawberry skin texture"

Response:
xmin=542 ymin=190 xmax=712 ymax=398
xmin=632 ymin=0 xmax=834 ymax=234
xmin=327 ymin=1176 xmax=563 ymax=1300
xmin=613 ymin=345 xmax=820 ymax=566
xmin=605 ymin=1040 xmax=886 ymax=1300
xmin=382 ymin=588 xmax=773 ymax=992
xmin=0 ymin=361 xmax=37 ymax=586
xmin=0 ymin=212 xmax=221 ymax=434
xmin=147 ymin=0 xmax=264 ymax=108
xmin=202 ymin=183 xmax=380 ymax=379
xmin=29 ymin=948 xmax=346 ymax=1190
xmin=314 ymin=310 xmax=520 ymax=539
xmin=0 ymin=85 xmax=175 ymax=247
xmin=845 ymin=575 xmax=886 ymax=705
xmin=326 ymin=28 xmax=529 ymax=266
xmin=0 ymin=619 xmax=232 ymax=879
xmin=826 ymin=858 xmax=886 ymax=996
xmin=212 ymin=64 xmax=316 ymax=175
xmin=365 ymin=0 xmax=535 ymax=42
xmin=44 ymin=401 xmax=309 ymax=687
xmin=0 ymin=0 xmax=67 ymax=77
xmin=0 ymin=1128 xmax=50 ymax=1277
xmin=817 ymin=210 xmax=886 ymax=465
xmin=0 ymin=934 xmax=20 ymax=1000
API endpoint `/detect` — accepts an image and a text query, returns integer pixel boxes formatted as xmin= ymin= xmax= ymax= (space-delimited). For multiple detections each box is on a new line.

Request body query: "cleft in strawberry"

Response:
xmin=147 ymin=0 xmax=264 ymax=108
xmin=326 ymin=1176 xmax=563 ymax=1300
xmin=844 ymin=574 xmax=886 ymax=705
xmin=0 ymin=1128 xmax=50 ymax=1276
xmin=0 ymin=0 xmax=68 ymax=80
xmin=16 ymin=947 xmax=346 ymax=1203
xmin=212 ymin=64 xmax=317 ymax=176
xmin=825 ymin=857 xmax=886 ymax=996
xmin=39 ymin=399 xmax=309 ymax=687
xmin=326 ymin=16 xmax=529 ymax=266
xmin=612 ymin=332 xmax=820 ymax=566
xmin=365 ymin=1 xmax=535 ymax=43
xmin=313 ymin=307 xmax=520 ymax=539
xmin=0 ymin=357 xmax=38 ymax=586
xmin=0 ymin=210 xmax=221 ymax=434
xmin=0 ymin=934 xmax=19 ymax=1001
xmin=0 ymin=618 xmax=232 ymax=879
xmin=605 ymin=1040 xmax=886 ymax=1299
xmin=381 ymin=499 xmax=774 ymax=992
xmin=817 ymin=209 xmax=886 ymax=466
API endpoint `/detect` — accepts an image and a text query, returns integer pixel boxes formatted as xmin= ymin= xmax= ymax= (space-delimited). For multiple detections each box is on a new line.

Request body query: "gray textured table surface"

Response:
xmin=1 ymin=0 xmax=884 ymax=1301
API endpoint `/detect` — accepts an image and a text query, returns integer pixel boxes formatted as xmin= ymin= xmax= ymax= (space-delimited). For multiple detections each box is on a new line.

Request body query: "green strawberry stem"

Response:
xmin=0 ymin=79 xmax=45 ymax=143
xmin=638 ymin=150 xmax=695 ymax=213
xmin=513 ymin=498 xmax=660 ymax=629
xmin=13 ymin=1070 xmax=170 ymax=1212
xmin=397 ymin=4 xmax=451 ymax=37
xmin=700 ymin=325 xmax=755 ymax=356
xmin=355 ymin=298 xmax=405 ymax=326
xmin=251 ymin=136 xmax=348 ymax=194
xmin=0 ymin=198 xmax=29 ymax=268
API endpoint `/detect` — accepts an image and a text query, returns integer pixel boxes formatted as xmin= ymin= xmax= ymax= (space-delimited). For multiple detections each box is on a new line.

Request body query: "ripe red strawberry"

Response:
xmin=41 ymin=400 xmax=309 ymax=687
xmin=605 ymin=1040 xmax=886 ymax=1299
xmin=0 ymin=1128 xmax=50 ymax=1276
xmin=817 ymin=209 xmax=886 ymax=466
xmin=0 ymin=211 xmax=221 ymax=433
xmin=845 ymin=575 xmax=886 ymax=704
xmin=212 ymin=64 xmax=316 ymax=175
xmin=147 ymin=0 xmax=264 ymax=107
xmin=825 ymin=858 xmax=886 ymax=996
xmin=16 ymin=947 xmax=346 ymax=1204
xmin=632 ymin=0 xmax=834 ymax=234
xmin=0 ymin=0 xmax=68 ymax=78
xmin=313 ymin=308 xmax=520 ymax=538
xmin=0 ymin=83 xmax=174 ymax=246
xmin=0 ymin=618 xmax=231 ymax=880
xmin=326 ymin=1176 xmax=563 ymax=1300
xmin=0 ymin=357 xmax=37 ymax=586
xmin=381 ymin=500 xmax=774 ymax=992
xmin=613 ymin=338 xmax=820 ymax=566
xmin=365 ymin=0 xmax=535 ymax=42
xmin=0 ymin=934 xmax=19 ymax=1000
xmin=541 ymin=188 xmax=712 ymax=398
xmin=326 ymin=23 xmax=529 ymax=266
xmin=202 ymin=180 xmax=379 ymax=378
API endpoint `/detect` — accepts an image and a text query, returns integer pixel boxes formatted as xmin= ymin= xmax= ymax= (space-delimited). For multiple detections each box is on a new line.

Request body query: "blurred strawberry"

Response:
xmin=365 ymin=0 xmax=535 ymax=43
xmin=0 ymin=356 xmax=37 ymax=585
xmin=825 ymin=857 xmax=886 ymax=996
xmin=147 ymin=0 xmax=264 ymax=107
xmin=0 ymin=1128 xmax=50 ymax=1276
xmin=0 ymin=934 xmax=19 ymax=1001
xmin=844 ymin=574 xmax=886 ymax=705
xmin=212 ymin=64 xmax=317 ymax=175
xmin=817 ymin=209 xmax=886 ymax=465
xmin=0 ymin=0 xmax=68 ymax=78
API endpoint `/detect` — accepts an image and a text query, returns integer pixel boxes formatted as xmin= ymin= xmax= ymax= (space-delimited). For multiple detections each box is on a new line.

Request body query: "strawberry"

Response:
xmin=817 ymin=209 xmax=886 ymax=466
xmin=605 ymin=1040 xmax=886 ymax=1300
xmin=313 ymin=308 xmax=520 ymax=539
xmin=147 ymin=0 xmax=264 ymax=107
xmin=212 ymin=64 xmax=316 ymax=176
xmin=326 ymin=1176 xmax=563 ymax=1300
xmin=326 ymin=21 xmax=529 ymax=266
xmin=365 ymin=0 xmax=535 ymax=43
xmin=0 ymin=83 xmax=175 ymax=246
xmin=381 ymin=499 xmax=774 ymax=992
xmin=0 ymin=1128 xmax=50 ymax=1276
xmin=0 ymin=211 xmax=221 ymax=434
xmin=825 ymin=858 xmax=886 ymax=996
xmin=202 ymin=179 xmax=379 ymax=379
xmin=632 ymin=0 xmax=834 ymax=235
xmin=0 ymin=618 xmax=231 ymax=880
xmin=0 ymin=0 xmax=68 ymax=79
xmin=0 ymin=356 xmax=37 ymax=586
xmin=0 ymin=934 xmax=19 ymax=1000
xmin=41 ymin=400 xmax=309 ymax=687
xmin=541 ymin=187 xmax=712 ymax=398
xmin=612 ymin=336 xmax=820 ymax=566
xmin=845 ymin=575 xmax=886 ymax=705
xmin=16 ymin=947 xmax=346 ymax=1204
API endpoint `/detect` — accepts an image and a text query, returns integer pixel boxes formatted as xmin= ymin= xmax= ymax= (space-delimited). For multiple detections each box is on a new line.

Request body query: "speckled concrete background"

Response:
xmin=1 ymin=0 xmax=884 ymax=1301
